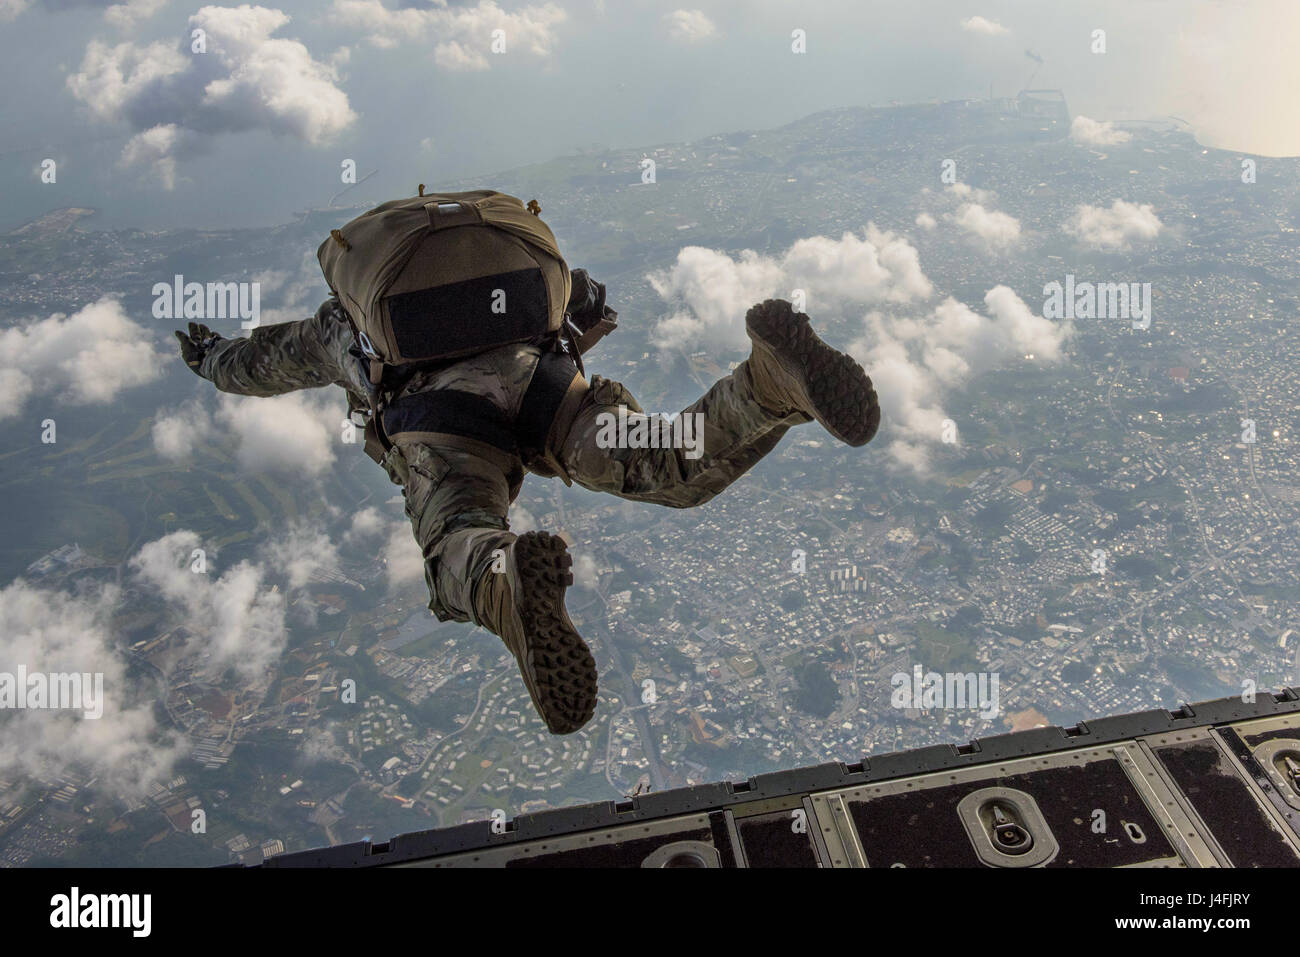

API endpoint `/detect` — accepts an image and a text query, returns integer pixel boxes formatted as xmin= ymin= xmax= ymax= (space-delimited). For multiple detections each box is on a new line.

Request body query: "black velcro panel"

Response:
xmin=517 ymin=350 xmax=578 ymax=459
xmin=386 ymin=268 xmax=550 ymax=359
xmin=382 ymin=390 xmax=518 ymax=454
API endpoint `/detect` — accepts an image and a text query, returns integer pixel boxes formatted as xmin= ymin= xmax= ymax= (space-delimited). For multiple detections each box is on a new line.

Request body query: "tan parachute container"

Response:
xmin=318 ymin=188 xmax=571 ymax=366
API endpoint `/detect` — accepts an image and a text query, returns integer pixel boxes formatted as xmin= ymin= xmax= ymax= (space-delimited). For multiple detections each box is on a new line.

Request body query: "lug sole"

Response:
xmin=746 ymin=298 xmax=881 ymax=447
xmin=513 ymin=531 xmax=598 ymax=735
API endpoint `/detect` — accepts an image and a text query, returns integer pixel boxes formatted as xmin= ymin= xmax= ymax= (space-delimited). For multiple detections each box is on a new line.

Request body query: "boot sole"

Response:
xmin=746 ymin=298 xmax=881 ymax=447
xmin=514 ymin=531 xmax=598 ymax=735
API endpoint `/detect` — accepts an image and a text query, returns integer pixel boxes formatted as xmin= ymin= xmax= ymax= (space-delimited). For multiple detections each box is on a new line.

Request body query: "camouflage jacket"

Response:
xmin=200 ymin=297 xmax=372 ymax=407
xmin=200 ymin=268 xmax=607 ymax=422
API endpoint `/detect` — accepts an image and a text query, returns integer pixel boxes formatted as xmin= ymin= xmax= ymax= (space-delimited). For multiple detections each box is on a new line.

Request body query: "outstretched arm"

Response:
xmin=176 ymin=298 xmax=361 ymax=397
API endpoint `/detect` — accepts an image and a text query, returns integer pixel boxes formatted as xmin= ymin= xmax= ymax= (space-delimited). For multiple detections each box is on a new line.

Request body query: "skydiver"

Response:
xmin=175 ymin=191 xmax=880 ymax=736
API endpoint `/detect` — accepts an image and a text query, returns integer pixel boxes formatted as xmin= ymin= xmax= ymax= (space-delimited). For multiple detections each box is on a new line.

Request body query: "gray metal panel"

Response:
xmin=810 ymin=743 xmax=1183 ymax=868
xmin=1142 ymin=725 xmax=1300 ymax=866
xmin=394 ymin=812 xmax=714 ymax=868
xmin=260 ymin=688 xmax=1300 ymax=868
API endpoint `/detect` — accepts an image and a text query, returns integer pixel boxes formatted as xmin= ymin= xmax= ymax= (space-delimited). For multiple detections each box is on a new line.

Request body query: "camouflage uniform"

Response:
xmin=199 ymin=296 xmax=806 ymax=632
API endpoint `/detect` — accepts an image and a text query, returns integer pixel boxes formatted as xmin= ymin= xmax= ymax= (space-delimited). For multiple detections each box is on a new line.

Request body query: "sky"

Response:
xmin=1 ymin=0 xmax=1297 ymax=798
xmin=1 ymin=0 xmax=1298 ymax=232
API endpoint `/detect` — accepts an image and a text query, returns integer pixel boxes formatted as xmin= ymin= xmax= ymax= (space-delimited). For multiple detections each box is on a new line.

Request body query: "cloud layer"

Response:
xmin=949 ymin=201 xmax=1021 ymax=249
xmin=648 ymin=225 xmax=932 ymax=353
xmin=1070 ymin=115 xmax=1132 ymax=147
xmin=341 ymin=506 xmax=424 ymax=592
xmin=664 ymin=8 xmax=715 ymax=44
xmin=0 ymin=578 xmax=184 ymax=800
xmin=960 ymin=15 xmax=1008 ymax=36
xmin=327 ymin=0 xmax=567 ymax=69
xmin=1 ymin=0 xmax=167 ymax=25
xmin=0 ymin=518 xmax=359 ymax=799
xmin=66 ymin=5 xmax=355 ymax=186
xmin=153 ymin=389 xmax=346 ymax=476
xmin=1066 ymin=200 xmax=1163 ymax=250
xmin=849 ymin=287 xmax=1071 ymax=471
xmin=0 ymin=297 xmax=165 ymax=420
xmin=132 ymin=529 xmax=297 ymax=682
xmin=646 ymin=228 xmax=1072 ymax=471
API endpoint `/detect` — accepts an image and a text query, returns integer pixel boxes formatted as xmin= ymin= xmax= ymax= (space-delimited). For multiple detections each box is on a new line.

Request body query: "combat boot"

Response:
xmin=743 ymin=298 xmax=881 ymax=447
xmin=472 ymin=530 xmax=598 ymax=734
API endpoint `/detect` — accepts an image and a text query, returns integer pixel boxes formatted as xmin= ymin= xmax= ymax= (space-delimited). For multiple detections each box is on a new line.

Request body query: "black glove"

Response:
xmin=567 ymin=268 xmax=607 ymax=320
xmin=175 ymin=322 xmax=222 ymax=376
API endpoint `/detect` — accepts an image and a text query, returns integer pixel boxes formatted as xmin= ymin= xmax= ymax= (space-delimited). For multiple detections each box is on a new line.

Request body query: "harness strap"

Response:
xmin=383 ymin=390 xmax=519 ymax=455
xmin=517 ymin=348 xmax=580 ymax=462
xmin=358 ymin=339 xmax=582 ymax=479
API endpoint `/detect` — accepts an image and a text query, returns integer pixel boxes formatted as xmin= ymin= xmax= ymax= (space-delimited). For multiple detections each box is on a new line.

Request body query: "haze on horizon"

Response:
xmin=2 ymin=0 xmax=1298 ymax=233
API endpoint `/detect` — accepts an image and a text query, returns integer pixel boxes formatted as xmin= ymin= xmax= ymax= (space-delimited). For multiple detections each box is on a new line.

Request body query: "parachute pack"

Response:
xmin=318 ymin=188 xmax=616 ymax=469
xmin=318 ymin=188 xmax=575 ymax=375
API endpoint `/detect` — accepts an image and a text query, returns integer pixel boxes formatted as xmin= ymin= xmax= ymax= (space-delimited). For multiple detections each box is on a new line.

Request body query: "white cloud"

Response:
xmin=0 ymin=517 xmax=355 ymax=800
xmin=509 ymin=503 xmax=538 ymax=533
xmin=960 ymin=15 xmax=1008 ymax=36
xmin=648 ymin=247 xmax=785 ymax=353
xmin=1070 ymin=115 xmax=1132 ymax=147
xmin=263 ymin=522 xmax=341 ymax=589
xmin=0 ymin=578 xmax=185 ymax=800
xmin=849 ymin=287 xmax=1071 ymax=471
xmin=648 ymin=226 xmax=933 ymax=353
xmin=152 ymin=388 xmax=344 ymax=476
xmin=343 ymin=506 xmax=385 ymax=546
xmin=66 ymin=38 xmax=186 ymax=123
xmin=104 ymin=0 xmax=168 ymax=27
xmin=945 ymin=181 xmax=994 ymax=205
xmin=66 ymin=5 xmax=355 ymax=186
xmin=949 ymin=201 xmax=1021 ymax=250
xmin=253 ymin=249 xmax=330 ymax=327
xmin=130 ymin=527 xmax=340 ymax=683
xmin=216 ymin=391 xmax=343 ymax=476
xmin=1161 ymin=0 xmax=1300 ymax=157
xmin=339 ymin=505 xmax=424 ymax=593
xmin=664 ymin=9 xmax=716 ymax=44
xmin=915 ymin=183 xmax=1024 ymax=248
xmin=1065 ymin=200 xmax=1163 ymax=250
xmin=923 ymin=183 xmax=1020 ymax=251
xmin=646 ymin=231 xmax=1071 ymax=473
xmin=786 ymin=227 xmax=935 ymax=303
xmin=0 ymin=0 xmax=167 ymax=24
xmin=572 ymin=552 xmax=599 ymax=590
xmin=0 ymin=297 xmax=165 ymax=421
xmin=328 ymin=0 xmax=568 ymax=68
xmin=192 ymin=562 xmax=286 ymax=678
xmin=119 ymin=123 xmax=201 ymax=190
xmin=151 ymin=397 xmax=213 ymax=461
xmin=382 ymin=520 xmax=424 ymax=592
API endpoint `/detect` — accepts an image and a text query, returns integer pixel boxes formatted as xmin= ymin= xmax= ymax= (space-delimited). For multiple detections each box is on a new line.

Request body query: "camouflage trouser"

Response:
xmin=386 ymin=356 xmax=803 ymax=629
